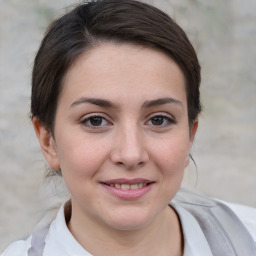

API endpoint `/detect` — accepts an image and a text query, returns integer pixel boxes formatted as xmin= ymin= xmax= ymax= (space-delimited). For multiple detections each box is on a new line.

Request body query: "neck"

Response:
xmin=67 ymin=201 xmax=183 ymax=256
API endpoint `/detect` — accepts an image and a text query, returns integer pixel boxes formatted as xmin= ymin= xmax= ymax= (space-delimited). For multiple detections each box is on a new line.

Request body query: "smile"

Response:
xmin=100 ymin=179 xmax=154 ymax=200
xmin=105 ymin=183 xmax=148 ymax=190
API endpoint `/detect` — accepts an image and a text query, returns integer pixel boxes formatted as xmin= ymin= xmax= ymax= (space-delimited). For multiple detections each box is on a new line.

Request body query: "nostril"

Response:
xmin=115 ymin=160 xmax=144 ymax=169
xmin=110 ymin=146 xmax=149 ymax=169
xmin=117 ymin=161 xmax=124 ymax=166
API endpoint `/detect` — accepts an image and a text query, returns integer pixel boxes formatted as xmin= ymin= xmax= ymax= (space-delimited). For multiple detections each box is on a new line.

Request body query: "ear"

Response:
xmin=185 ymin=119 xmax=198 ymax=167
xmin=32 ymin=117 xmax=60 ymax=170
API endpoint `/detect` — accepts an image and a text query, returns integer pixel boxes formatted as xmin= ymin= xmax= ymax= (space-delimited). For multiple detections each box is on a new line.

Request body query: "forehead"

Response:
xmin=60 ymin=42 xmax=187 ymax=105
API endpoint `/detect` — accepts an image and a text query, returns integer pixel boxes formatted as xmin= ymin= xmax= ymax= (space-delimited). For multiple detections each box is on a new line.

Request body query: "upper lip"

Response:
xmin=101 ymin=178 xmax=154 ymax=185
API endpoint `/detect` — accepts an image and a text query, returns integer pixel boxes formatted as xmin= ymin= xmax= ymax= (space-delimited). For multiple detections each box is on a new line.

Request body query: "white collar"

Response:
xmin=44 ymin=201 xmax=213 ymax=256
xmin=44 ymin=202 xmax=92 ymax=256
xmin=171 ymin=203 xmax=213 ymax=256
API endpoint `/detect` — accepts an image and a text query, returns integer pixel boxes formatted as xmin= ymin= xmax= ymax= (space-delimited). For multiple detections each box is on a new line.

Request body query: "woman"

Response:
xmin=2 ymin=0 xmax=256 ymax=255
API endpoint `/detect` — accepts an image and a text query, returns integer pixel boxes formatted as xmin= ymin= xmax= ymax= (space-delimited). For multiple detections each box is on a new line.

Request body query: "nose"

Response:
xmin=110 ymin=124 xmax=149 ymax=169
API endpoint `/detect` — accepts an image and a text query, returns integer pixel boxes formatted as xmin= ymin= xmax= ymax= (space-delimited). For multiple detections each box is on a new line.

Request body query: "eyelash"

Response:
xmin=80 ymin=114 xmax=111 ymax=129
xmin=80 ymin=113 xmax=176 ymax=129
xmin=146 ymin=113 xmax=176 ymax=128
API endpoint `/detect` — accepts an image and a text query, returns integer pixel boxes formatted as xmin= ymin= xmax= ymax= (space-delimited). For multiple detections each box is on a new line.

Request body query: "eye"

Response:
xmin=146 ymin=114 xmax=175 ymax=127
xmin=81 ymin=114 xmax=111 ymax=128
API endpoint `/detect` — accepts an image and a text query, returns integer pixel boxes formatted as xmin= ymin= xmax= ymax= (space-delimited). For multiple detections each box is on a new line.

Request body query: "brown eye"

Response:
xmin=151 ymin=116 xmax=164 ymax=126
xmin=147 ymin=115 xmax=175 ymax=127
xmin=81 ymin=115 xmax=110 ymax=128
xmin=89 ymin=116 xmax=103 ymax=126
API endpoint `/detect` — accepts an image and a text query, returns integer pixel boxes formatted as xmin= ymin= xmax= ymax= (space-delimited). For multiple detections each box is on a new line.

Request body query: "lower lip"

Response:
xmin=101 ymin=183 xmax=154 ymax=200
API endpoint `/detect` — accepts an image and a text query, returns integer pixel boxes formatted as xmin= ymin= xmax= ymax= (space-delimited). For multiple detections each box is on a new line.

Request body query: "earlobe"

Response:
xmin=185 ymin=119 xmax=199 ymax=167
xmin=32 ymin=117 xmax=60 ymax=170
xmin=190 ymin=119 xmax=198 ymax=141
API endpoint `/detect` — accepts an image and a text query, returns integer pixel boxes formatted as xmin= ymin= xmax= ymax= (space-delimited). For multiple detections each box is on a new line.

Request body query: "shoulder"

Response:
xmin=220 ymin=200 xmax=256 ymax=242
xmin=1 ymin=236 xmax=31 ymax=256
xmin=174 ymin=189 xmax=256 ymax=243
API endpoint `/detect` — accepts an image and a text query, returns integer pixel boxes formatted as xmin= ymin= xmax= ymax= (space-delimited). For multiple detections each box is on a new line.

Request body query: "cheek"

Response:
xmin=151 ymin=133 xmax=189 ymax=170
xmin=159 ymin=139 xmax=188 ymax=190
xmin=150 ymin=133 xmax=189 ymax=192
xmin=56 ymin=136 xmax=108 ymax=179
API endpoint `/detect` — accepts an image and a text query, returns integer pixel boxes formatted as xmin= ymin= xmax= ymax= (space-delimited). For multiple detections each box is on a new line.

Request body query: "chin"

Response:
xmin=104 ymin=210 xmax=154 ymax=231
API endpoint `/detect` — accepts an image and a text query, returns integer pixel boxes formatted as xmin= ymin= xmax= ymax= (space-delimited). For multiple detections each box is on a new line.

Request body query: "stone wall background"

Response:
xmin=0 ymin=0 xmax=255 ymax=251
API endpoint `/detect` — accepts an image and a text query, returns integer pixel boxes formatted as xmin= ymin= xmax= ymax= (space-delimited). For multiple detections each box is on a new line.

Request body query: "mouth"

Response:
xmin=101 ymin=182 xmax=152 ymax=190
xmin=100 ymin=178 xmax=155 ymax=199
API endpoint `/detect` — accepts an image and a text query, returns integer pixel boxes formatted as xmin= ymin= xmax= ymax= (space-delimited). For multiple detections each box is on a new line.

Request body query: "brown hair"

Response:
xmin=31 ymin=0 xmax=202 ymax=133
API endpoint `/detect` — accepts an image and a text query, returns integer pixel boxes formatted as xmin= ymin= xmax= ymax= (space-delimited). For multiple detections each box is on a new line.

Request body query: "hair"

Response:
xmin=31 ymin=0 xmax=202 ymax=134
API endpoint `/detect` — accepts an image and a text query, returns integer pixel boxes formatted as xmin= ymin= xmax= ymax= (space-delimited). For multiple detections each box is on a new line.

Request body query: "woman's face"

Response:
xmin=36 ymin=43 xmax=197 ymax=232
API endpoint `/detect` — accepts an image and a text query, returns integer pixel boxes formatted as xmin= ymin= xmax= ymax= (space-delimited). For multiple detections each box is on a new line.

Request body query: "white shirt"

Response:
xmin=1 ymin=201 xmax=256 ymax=256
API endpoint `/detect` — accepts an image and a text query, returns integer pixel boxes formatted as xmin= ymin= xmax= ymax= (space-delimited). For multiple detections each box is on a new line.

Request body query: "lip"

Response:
xmin=102 ymin=178 xmax=153 ymax=185
xmin=100 ymin=178 xmax=155 ymax=200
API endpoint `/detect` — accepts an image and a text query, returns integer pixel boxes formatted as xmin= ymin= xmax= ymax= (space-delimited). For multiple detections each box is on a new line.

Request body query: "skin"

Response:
xmin=33 ymin=42 xmax=198 ymax=256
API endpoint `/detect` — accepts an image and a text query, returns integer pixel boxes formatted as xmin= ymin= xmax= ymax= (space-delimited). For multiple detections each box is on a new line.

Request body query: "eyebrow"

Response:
xmin=70 ymin=97 xmax=118 ymax=109
xmin=70 ymin=97 xmax=183 ymax=109
xmin=142 ymin=97 xmax=183 ymax=109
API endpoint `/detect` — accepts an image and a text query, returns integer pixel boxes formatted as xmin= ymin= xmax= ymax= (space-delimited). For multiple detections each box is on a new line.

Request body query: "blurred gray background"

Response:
xmin=0 ymin=0 xmax=255 ymax=252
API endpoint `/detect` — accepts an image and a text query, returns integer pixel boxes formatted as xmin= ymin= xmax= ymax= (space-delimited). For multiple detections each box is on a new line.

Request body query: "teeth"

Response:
xmin=115 ymin=184 xmax=121 ymax=189
xmin=121 ymin=184 xmax=130 ymax=190
xmin=138 ymin=183 xmax=144 ymax=188
xmin=109 ymin=183 xmax=148 ymax=190
xmin=130 ymin=184 xmax=139 ymax=190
